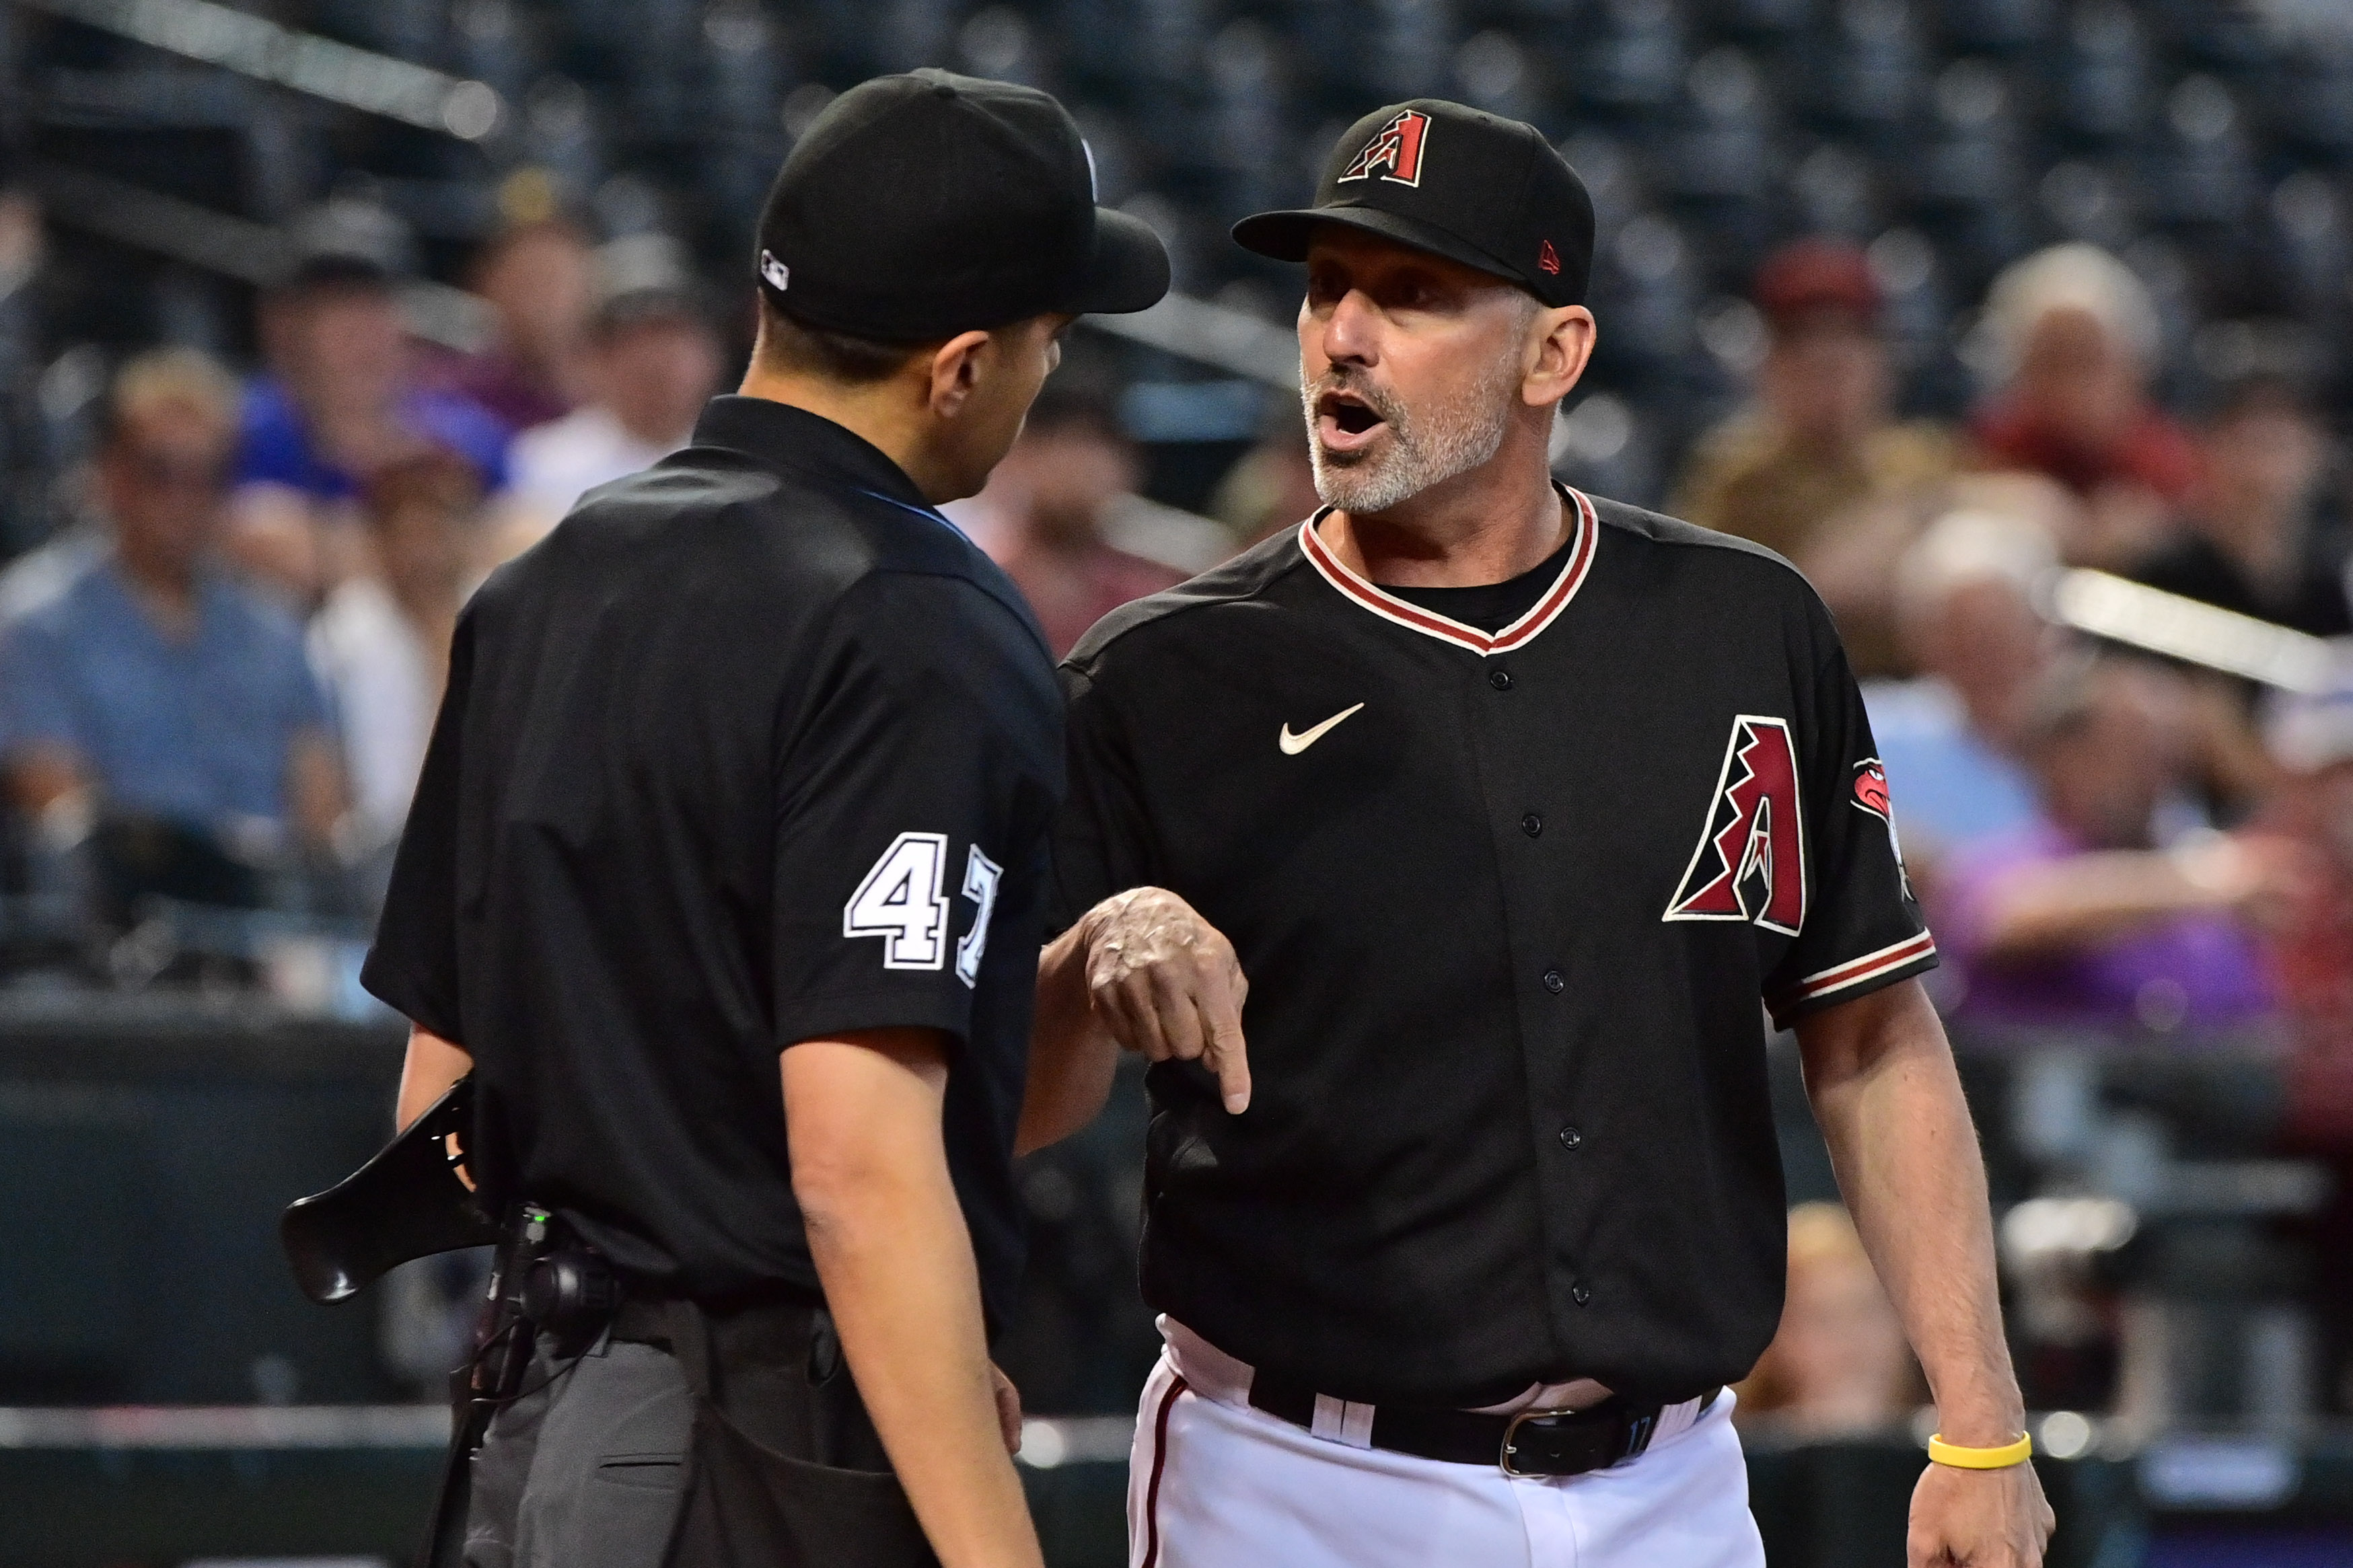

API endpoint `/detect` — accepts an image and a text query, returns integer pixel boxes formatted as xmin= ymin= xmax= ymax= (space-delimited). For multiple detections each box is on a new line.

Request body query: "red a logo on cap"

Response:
xmin=1539 ymin=239 xmax=1562 ymax=275
xmin=1338 ymin=110 xmax=1432 ymax=188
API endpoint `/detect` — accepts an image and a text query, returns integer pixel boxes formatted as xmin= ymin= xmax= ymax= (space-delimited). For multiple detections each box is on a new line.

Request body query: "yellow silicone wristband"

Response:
xmin=1926 ymin=1432 xmax=2034 ymax=1469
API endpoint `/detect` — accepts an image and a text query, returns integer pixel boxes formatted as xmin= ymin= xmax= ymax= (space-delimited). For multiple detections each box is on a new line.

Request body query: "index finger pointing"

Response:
xmin=1196 ymin=987 xmax=1250 ymax=1115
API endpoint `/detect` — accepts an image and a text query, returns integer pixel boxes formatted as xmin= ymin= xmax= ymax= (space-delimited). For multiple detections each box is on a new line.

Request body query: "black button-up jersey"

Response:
xmin=1052 ymin=487 xmax=1934 ymax=1407
xmin=364 ymin=397 xmax=1062 ymax=1330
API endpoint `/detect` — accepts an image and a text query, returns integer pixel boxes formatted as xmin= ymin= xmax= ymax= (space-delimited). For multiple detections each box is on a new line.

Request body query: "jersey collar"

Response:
xmin=691 ymin=395 xmax=934 ymax=514
xmin=1297 ymin=484 xmax=1599 ymax=657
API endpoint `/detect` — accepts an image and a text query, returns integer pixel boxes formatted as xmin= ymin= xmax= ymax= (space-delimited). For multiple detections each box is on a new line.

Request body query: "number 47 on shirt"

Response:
xmin=844 ymin=832 xmax=1003 ymax=987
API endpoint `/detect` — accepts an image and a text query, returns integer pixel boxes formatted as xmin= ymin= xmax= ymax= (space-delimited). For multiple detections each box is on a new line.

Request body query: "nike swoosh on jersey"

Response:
xmin=1278 ymin=702 xmax=1366 ymax=755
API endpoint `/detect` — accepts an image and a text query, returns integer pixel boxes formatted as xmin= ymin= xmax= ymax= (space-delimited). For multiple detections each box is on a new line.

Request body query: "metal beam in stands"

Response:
xmin=1083 ymin=289 xmax=1297 ymax=391
xmin=28 ymin=162 xmax=496 ymax=352
xmin=17 ymin=0 xmax=505 ymax=140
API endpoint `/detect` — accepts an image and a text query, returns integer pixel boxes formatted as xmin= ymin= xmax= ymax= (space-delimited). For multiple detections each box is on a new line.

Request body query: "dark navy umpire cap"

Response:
xmin=1234 ymin=100 xmax=1595 ymax=309
xmin=755 ymin=69 xmax=1170 ymax=343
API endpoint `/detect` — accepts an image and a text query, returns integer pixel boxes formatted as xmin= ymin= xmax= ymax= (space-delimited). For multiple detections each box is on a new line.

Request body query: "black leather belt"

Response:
xmin=1246 ymin=1373 xmax=1720 ymax=1477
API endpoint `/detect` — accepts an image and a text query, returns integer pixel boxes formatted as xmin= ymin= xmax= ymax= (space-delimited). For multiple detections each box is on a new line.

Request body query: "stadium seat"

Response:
xmin=446 ymin=0 xmax=543 ymax=107
xmin=1915 ymin=58 xmax=2023 ymax=212
xmin=1790 ymin=140 xmax=1886 ymax=240
xmin=1706 ymin=0 xmax=1812 ymax=43
xmin=1803 ymin=0 xmax=1926 ymax=139
xmin=2280 ymin=33 xmax=2353 ymax=157
xmin=1936 ymin=0 xmax=2054 ymax=55
xmin=2140 ymin=73 xmax=2257 ymax=229
xmin=704 ymin=0 xmax=786 ymax=132
xmin=2050 ymin=0 xmax=2155 ymax=145
xmin=1576 ymin=0 xmax=1690 ymax=116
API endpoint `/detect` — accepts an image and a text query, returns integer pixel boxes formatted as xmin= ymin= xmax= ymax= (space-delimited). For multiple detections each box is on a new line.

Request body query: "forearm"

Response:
xmin=394 ymin=1024 xmax=472 ymax=1131
xmin=1017 ymin=922 xmax=1120 ymax=1155
xmin=1977 ymin=853 xmax=2214 ymax=956
xmin=287 ymin=731 xmax=349 ymax=853
xmin=801 ymin=1164 xmax=1042 ymax=1568
xmin=1801 ymin=984 xmax=2023 ymax=1446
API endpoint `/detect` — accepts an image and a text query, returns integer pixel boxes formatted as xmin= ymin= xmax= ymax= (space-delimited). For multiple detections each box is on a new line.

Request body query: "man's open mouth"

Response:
xmin=1315 ymin=389 xmax=1389 ymax=452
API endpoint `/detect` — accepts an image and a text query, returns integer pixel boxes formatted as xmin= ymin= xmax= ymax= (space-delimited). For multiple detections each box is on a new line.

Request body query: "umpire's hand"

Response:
xmin=1077 ymin=887 xmax=1252 ymax=1113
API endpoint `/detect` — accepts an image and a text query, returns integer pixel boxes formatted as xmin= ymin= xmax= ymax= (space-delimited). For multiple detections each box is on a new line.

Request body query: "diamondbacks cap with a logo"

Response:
xmin=1233 ymin=100 xmax=1595 ymax=308
xmin=756 ymin=69 xmax=1169 ymax=342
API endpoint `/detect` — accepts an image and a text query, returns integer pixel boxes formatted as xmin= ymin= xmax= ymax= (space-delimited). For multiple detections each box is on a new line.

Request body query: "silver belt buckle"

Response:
xmin=1498 ymin=1405 xmax=1579 ymax=1478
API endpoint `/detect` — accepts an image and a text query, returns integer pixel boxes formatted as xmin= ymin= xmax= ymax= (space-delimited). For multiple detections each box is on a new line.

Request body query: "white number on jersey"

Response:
xmin=842 ymin=832 xmax=950 ymax=970
xmin=955 ymin=846 xmax=1004 ymax=988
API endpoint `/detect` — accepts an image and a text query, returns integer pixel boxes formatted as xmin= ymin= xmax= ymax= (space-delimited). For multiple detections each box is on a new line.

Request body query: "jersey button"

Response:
xmin=1542 ymin=968 xmax=1565 ymax=994
xmin=1558 ymin=1125 xmax=1583 ymax=1150
xmin=1521 ymin=813 xmax=1544 ymax=837
xmin=1488 ymin=667 xmax=1513 ymax=692
xmin=1572 ymin=1283 xmax=1593 ymax=1307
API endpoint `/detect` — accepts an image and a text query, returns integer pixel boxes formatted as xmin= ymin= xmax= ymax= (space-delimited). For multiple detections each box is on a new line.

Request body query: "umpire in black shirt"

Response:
xmin=364 ymin=71 xmax=1166 ymax=1568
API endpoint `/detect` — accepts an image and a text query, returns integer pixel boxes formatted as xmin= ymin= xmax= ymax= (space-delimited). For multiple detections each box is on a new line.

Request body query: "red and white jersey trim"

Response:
xmin=1297 ymin=486 xmax=1599 ymax=657
xmin=1768 ymin=930 xmax=1937 ymax=1020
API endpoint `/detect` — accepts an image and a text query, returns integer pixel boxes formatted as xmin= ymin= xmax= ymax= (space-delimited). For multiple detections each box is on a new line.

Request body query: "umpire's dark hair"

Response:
xmin=754 ymin=293 xmax=931 ymax=386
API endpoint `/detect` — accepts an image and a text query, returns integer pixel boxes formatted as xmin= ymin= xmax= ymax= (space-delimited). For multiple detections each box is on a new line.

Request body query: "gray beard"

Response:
xmin=1303 ymin=351 xmax=1523 ymax=516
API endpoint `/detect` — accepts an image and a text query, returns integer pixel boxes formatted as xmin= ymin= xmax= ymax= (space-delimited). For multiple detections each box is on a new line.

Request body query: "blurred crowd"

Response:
xmin=5 ymin=0 xmax=2353 ymax=1442
xmin=0 ymin=203 xmax=731 ymax=953
xmin=5 ymin=187 xmax=2350 ymax=1135
xmin=1675 ymin=233 xmax=2352 ymax=1063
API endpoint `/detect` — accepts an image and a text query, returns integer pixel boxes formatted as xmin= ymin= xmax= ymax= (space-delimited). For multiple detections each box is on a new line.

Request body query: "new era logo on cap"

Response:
xmin=1539 ymin=239 xmax=1561 ymax=275
xmin=759 ymin=250 xmax=790 ymax=292
xmin=1338 ymin=109 xmax=1431 ymax=188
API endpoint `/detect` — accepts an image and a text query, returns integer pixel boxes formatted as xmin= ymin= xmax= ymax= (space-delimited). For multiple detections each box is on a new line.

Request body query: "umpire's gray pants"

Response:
xmin=464 ymin=1337 xmax=694 ymax=1568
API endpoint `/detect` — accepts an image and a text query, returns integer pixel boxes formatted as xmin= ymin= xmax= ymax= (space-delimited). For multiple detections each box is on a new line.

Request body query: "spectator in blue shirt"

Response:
xmin=229 ymin=202 xmax=509 ymax=607
xmin=0 ymin=348 xmax=347 ymax=870
xmin=1863 ymin=507 xmax=2059 ymax=879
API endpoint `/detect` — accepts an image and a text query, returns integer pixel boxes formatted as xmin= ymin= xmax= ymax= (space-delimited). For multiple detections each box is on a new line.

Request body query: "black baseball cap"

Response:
xmin=755 ymin=69 xmax=1169 ymax=343
xmin=591 ymin=233 xmax=707 ymax=335
xmin=1234 ymin=100 xmax=1595 ymax=308
xmin=275 ymin=199 xmax=415 ymax=291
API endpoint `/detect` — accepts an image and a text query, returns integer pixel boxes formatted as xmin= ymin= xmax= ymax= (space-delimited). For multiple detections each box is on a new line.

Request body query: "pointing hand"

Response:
xmin=1078 ymin=888 xmax=1252 ymax=1113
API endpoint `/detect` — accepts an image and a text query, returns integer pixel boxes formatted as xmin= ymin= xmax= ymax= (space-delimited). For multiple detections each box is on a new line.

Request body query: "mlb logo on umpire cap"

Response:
xmin=1338 ymin=108 xmax=1432 ymax=188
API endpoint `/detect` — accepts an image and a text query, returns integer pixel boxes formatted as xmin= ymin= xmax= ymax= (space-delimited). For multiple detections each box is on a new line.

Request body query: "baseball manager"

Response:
xmin=1022 ymin=101 xmax=2056 ymax=1568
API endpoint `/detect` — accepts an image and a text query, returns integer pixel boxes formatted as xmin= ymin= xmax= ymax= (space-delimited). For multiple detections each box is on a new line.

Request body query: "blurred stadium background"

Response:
xmin=3 ymin=0 xmax=2353 ymax=1564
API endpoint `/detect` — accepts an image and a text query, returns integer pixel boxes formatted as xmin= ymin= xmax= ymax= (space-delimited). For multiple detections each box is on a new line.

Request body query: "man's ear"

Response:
xmin=1524 ymin=305 xmax=1596 ymax=408
xmin=925 ymin=330 xmax=997 ymax=420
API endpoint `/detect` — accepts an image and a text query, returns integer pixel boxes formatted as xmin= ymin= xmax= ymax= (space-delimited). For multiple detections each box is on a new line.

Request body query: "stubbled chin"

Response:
xmin=1314 ymin=433 xmax=1389 ymax=469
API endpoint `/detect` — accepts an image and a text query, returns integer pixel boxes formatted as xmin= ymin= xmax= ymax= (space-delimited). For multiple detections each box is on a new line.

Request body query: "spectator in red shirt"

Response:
xmin=1969 ymin=244 xmax=2197 ymax=570
xmin=964 ymin=380 xmax=1188 ymax=658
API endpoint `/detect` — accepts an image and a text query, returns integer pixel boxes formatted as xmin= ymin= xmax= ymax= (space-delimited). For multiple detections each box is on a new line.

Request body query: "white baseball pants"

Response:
xmin=1126 ymin=1321 xmax=1767 ymax=1568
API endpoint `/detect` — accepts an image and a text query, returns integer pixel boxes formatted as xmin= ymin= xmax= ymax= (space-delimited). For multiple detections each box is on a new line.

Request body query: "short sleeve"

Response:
xmin=233 ymin=382 xmax=336 ymax=494
xmin=1762 ymin=639 xmax=1939 ymax=1029
xmin=768 ymin=575 xmax=1060 ymax=1051
xmin=0 ymin=615 xmax=84 ymax=758
xmin=1045 ymin=663 xmax=1161 ymax=936
xmin=361 ymin=608 xmax=475 ymax=1041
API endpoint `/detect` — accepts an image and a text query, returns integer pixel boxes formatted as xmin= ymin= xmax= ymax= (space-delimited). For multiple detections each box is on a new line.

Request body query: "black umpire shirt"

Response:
xmin=363 ymin=396 xmax=1062 ymax=1334
xmin=1054 ymin=486 xmax=1936 ymax=1407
